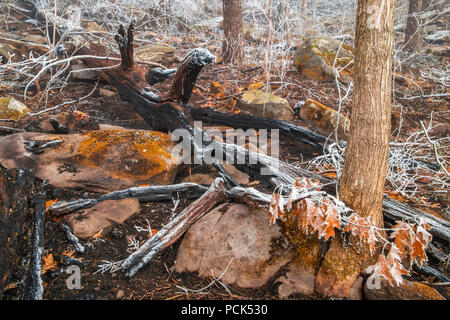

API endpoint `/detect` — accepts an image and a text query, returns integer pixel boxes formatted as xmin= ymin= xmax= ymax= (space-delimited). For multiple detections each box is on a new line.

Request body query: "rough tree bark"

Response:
xmin=222 ymin=0 xmax=244 ymax=64
xmin=315 ymin=0 xmax=396 ymax=298
xmin=404 ymin=0 xmax=423 ymax=51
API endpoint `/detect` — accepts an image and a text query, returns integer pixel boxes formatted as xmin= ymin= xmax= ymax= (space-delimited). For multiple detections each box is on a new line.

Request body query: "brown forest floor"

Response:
xmin=1 ymin=25 xmax=449 ymax=300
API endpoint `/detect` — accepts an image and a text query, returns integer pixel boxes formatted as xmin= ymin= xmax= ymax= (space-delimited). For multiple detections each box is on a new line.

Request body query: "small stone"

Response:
xmin=0 ymin=96 xmax=30 ymax=120
xmin=236 ymin=89 xmax=293 ymax=121
xmin=299 ymin=99 xmax=350 ymax=138
xmin=116 ymin=289 xmax=125 ymax=299
xmin=99 ymin=88 xmax=116 ymax=98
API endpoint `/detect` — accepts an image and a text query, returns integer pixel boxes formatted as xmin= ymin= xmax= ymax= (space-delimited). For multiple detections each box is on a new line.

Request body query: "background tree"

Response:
xmin=302 ymin=0 xmax=308 ymax=20
xmin=404 ymin=0 xmax=423 ymax=51
xmin=315 ymin=0 xmax=396 ymax=298
xmin=222 ymin=0 xmax=244 ymax=64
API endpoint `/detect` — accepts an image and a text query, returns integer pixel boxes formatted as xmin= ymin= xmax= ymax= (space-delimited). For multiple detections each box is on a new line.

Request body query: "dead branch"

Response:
xmin=49 ymin=182 xmax=208 ymax=217
xmin=121 ymin=178 xmax=228 ymax=278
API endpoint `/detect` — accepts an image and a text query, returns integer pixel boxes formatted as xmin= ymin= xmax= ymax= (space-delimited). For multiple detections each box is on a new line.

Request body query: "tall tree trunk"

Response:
xmin=222 ymin=0 xmax=244 ymax=64
xmin=404 ymin=0 xmax=423 ymax=52
xmin=315 ymin=0 xmax=396 ymax=298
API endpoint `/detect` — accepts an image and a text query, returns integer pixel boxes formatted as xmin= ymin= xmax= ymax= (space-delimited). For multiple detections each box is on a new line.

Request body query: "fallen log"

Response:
xmin=0 ymin=166 xmax=43 ymax=298
xmin=49 ymin=182 xmax=208 ymax=216
xmin=74 ymin=23 xmax=448 ymax=273
xmin=121 ymin=178 xmax=227 ymax=277
xmin=22 ymin=193 xmax=45 ymax=300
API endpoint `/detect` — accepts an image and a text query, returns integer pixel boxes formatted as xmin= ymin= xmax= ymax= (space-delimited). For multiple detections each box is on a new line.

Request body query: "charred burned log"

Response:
xmin=0 ymin=166 xmax=43 ymax=298
xmin=48 ymin=182 xmax=208 ymax=217
xmin=121 ymin=178 xmax=228 ymax=277
xmin=145 ymin=67 xmax=177 ymax=85
xmin=22 ymin=193 xmax=45 ymax=300
xmin=190 ymin=107 xmax=328 ymax=152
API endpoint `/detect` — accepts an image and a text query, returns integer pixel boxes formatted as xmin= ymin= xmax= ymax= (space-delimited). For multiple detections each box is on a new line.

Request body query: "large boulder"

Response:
xmin=293 ymin=37 xmax=354 ymax=82
xmin=236 ymin=89 xmax=293 ymax=121
xmin=135 ymin=43 xmax=176 ymax=65
xmin=174 ymin=203 xmax=293 ymax=288
xmin=0 ymin=128 xmax=180 ymax=192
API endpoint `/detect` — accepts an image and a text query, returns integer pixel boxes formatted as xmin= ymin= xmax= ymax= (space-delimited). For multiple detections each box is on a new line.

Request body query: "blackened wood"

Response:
xmin=22 ymin=193 xmax=45 ymax=300
xmin=0 ymin=167 xmax=40 ymax=298
xmin=145 ymin=67 xmax=177 ymax=85
xmin=49 ymin=182 xmax=208 ymax=216
xmin=121 ymin=178 xmax=227 ymax=277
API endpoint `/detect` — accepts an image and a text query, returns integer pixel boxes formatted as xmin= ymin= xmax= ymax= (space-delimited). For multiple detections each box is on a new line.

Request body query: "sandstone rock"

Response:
xmin=210 ymin=81 xmax=224 ymax=95
xmin=276 ymin=229 xmax=322 ymax=298
xmin=67 ymin=198 xmax=140 ymax=239
xmin=364 ymin=279 xmax=445 ymax=300
xmin=299 ymin=99 xmax=350 ymax=138
xmin=0 ymin=96 xmax=30 ymax=120
xmin=135 ymin=43 xmax=176 ymax=65
xmin=277 ymin=262 xmax=316 ymax=298
xmin=0 ymin=128 xmax=180 ymax=192
xmin=236 ymin=89 xmax=293 ymax=121
xmin=0 ymin=33 xmax=49 ymax=57
xmin=82 ymin=21 xmax=107 ymax=33
xmin=293 ymin=37 xmax=354 ymax=82
xmin=348 ymin=276 xmax=364 ymax=300
xmin=175 ymin=203 xmax=293 ymax=288
xmin=99 ymin=88 xmax=116 ymax=98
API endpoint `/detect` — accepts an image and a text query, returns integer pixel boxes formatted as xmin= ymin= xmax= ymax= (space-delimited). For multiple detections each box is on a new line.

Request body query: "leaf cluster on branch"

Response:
xmin=269 ymin=177 xmax=433 ymax=286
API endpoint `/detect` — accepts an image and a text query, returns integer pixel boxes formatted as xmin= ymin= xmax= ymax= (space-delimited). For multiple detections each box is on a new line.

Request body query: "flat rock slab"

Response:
xmin=236 ymin=89 xmax=293 ymax=121
xmin=66 ymin=198 xmax=140 ymax=239
xmin=174 ymin=202 xmax=293 ymax=288
xmin=0 ymin=128 xmax=179 ymax=192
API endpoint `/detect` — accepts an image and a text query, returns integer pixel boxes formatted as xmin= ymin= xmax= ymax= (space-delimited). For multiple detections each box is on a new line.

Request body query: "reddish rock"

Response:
xmin=67 ymin=198 xmax=140 ymax=239
xmin=0 ymin=128 xmax=179 ymax=192
xmin=364 ymin=279 xmax=445 ymax=300
xmin=174 ymin=203 xmax=293 ymax=288
xmin=299 ymin=99 xmax=350 ymax=139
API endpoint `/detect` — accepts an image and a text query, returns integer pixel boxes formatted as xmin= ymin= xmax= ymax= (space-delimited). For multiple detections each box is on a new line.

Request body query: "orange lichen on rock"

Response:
xmin=299 ymin=99 xmax=350 ymax=138
xmin=75 ymin=129 xmax=178 ymax=182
